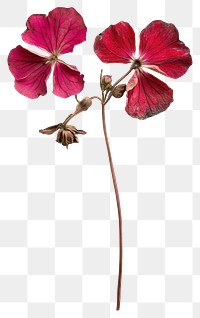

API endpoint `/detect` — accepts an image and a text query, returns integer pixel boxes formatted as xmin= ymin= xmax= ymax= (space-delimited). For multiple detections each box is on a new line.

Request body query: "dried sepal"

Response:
xmin=112 ymin=84 xmax=126 ymax=98
xmin=39 ymin=123 xmax=62 ymax=135
xmin=56 ymin=125 xmax=86 ymax=148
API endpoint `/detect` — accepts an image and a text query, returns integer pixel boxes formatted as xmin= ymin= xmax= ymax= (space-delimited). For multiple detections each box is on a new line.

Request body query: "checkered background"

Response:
xmin=0 ymin=0 xmax=199 ymax=317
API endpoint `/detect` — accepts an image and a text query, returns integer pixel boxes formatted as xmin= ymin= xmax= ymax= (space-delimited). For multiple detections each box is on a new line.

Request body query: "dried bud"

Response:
xmin=101 ymin=75 xmax=112 ymax=91
xmin=39 ymin=123 xmax=62 ymax=135
xmin=112 ymin=84 xmax=126 ymax=98
xmin=76 ymin=97 xmax=92 ymax=112
xmin=56 ymin=125 xmax=86 ymax=149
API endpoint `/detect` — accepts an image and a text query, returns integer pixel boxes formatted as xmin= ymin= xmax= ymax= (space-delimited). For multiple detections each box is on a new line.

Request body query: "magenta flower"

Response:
xmin=8 ymin=7 xmax=87 ymax=99
xmin=94 ymin=20 xmax=192 ymax=119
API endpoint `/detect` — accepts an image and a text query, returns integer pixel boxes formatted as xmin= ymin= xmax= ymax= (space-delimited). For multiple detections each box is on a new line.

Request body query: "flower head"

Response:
xmin=94 ymin=20 xmax=192 ymax=119
xmin=39 ymin=122 xmax=86 ymax=149
xmin=56 ymin=126 xmax=86 ymax=148
xmin=8 ymin=7 xmax=87 ymax=99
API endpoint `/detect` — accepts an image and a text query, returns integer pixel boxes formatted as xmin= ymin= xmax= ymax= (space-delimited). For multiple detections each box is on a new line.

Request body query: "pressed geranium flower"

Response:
xmin=8 ymin=12 xmax=193 ymax=311
xmin=8 ymin=7 xmax=87 ymax=99
xmin=94 ymin=20 xmax=192 ymax=119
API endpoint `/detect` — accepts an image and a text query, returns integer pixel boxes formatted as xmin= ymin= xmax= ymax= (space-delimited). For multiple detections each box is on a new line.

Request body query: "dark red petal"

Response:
xmin=139 ymin=20 xmax=192 ymax=78
xmin=53 ymin=61 xmax=84 ymax=98
xmin=94 ymin=21 xmax=135 ymax=63
xmin=22 ymin=7 xmax=87 ymax=54
xmin=8 ymin=45 xmax=51 ymax=98
xmin=125 ymin=70 xmax=173 ymax=119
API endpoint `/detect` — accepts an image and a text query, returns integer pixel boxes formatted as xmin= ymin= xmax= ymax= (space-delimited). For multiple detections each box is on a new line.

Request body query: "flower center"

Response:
xmin=131 ymin=59 xmax=142 ymax=70
xmin=47 ymin=52 xmax=59 ymax=64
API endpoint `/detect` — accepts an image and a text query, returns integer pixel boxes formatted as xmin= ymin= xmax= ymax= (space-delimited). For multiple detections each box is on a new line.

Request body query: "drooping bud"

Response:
xmin=112 ymin=84 xmax=126 ymax=98
xmin=56 ymin=125 xmax=86 ymax=149
xmin=76 ymin=97 xmax=92 ymax=112
xmin=101 ymin=75 xmax=112 ymax=91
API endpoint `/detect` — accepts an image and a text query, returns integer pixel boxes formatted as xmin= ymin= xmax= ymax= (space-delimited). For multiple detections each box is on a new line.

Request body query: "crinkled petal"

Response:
xmin=139 ymin=20 xmax=192 ymax=78
xmin=8 ymin=45 xmax=48 ymax=80
xmin=94 ymin=21 xmax=135 ymax=63
xmin=125 ymin=70 xmax=173 ymax=119
xmin=14 ymin=67 xmax=52 ymax=99
xmin=53 ymin=61 xmax=84 ymax=98
xmin=22 ymin=7 xmax=87 ymax=54
xmin=8 ymin=45 xmax=52 ymax=98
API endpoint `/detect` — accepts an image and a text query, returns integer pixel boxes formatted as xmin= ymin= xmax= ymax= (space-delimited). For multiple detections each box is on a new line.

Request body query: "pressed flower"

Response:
xmin=40 ymin=122 xmax=86 ymax=149
xmin=8 ymin=7 xmax=87 ymax=99
xmin=8 ymin=12 xmax=193 ymax=311
xmin=94 ymin=20 xmax=192 ymax=119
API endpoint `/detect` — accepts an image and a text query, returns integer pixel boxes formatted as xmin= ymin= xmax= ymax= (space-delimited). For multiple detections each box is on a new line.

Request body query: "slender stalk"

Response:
xmin=61 ymin=67 xmax=133 ymax=310
xmin=91 ymin=96 xmax=102 ymax=102
xmin=101 ymin=100 xmax=123 ymax=311
xmin=75 ymin=94 xmax=80 ymax=103
xmin=100 ymin=67 xmax=135 ymax=310
xmin=62 ymin=109 xmax=82 ymax=127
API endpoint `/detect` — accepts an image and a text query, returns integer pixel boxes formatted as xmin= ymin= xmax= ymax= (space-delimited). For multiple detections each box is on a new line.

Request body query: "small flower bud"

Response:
xmin=101 ymin=75 xmax=112 ymax=91
xmin=112 ymin=84 xmax=126 ymax=98
xmin=76 ymin=97 xmax=92 ymax=112
xmin=56 ymin=125 xmax=86 ymax=149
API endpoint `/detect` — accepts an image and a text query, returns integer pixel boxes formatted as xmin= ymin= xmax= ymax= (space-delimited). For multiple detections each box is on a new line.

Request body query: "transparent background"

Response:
xmin=0 ymin=0 xmax=199 ymax=317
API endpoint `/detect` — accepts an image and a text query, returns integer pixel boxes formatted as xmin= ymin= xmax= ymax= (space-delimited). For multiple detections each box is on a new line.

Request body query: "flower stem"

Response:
xmin=91 ymin=96 xmax=102 ymax=102
xmin=62 ymin=109 xmax=82 ymax=127
xmin=101 ymin=102 xmax=123 ymax=311
xmin=75 ymin=94 xmax=80 ymax=103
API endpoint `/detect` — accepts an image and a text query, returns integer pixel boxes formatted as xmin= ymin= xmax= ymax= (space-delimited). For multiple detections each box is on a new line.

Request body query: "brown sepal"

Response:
xmin=56 ymin=125 xmax=87 ymax=149
xmin=39 ymin=123 xmax=62 ymax=135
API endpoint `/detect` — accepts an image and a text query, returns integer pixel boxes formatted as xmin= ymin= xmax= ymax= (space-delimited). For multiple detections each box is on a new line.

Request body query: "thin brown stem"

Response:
xmin=104 ymin=90 xmax=110 ymax=101
xmin=62 ymin=109 xmax=82 ymax=127
xmin=91 ymin=96 xmax=102 ymax=102
xmin=101 ymin=100 xmax=123 ymax=311
xmin=75 ymin=94 xmax=80 ymax=103
xmin=62 ymin=96 xmax=102 ymax=128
